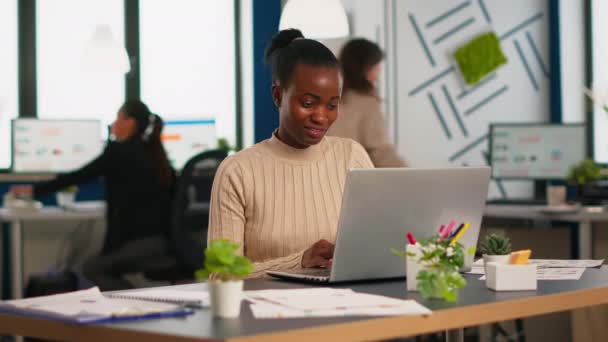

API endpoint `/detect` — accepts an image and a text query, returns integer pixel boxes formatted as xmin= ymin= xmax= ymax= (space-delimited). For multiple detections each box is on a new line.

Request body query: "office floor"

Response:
xmin=22 ymin=220 xmax=168 ymax=292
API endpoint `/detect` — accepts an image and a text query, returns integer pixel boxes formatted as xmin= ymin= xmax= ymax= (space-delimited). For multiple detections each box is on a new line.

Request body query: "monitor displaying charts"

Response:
xmin=161 ymin=119 xmax=217 ymax=170
xmin=489 ymin=123 xmax=586 ymax=180
xmin=12 ymin=119 xmax=103 ymax=173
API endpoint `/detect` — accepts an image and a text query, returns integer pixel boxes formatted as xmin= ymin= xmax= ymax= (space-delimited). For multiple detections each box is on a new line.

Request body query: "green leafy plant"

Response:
xmin=217 ymin=138 xmax=235 ymax=153
xmin=479 ymin=233 xmax=512 ymax=255
xmin=60 ymin=185 xmax=78 ymax=193
xmin=567 ymin=159 xmax=603 ymax=185
xmin=195 ymin=239 xmax=253 ymax=281
xmin=391 ymin=235 xmax=475 ymax=302
xmin=453 ymin=31 xmax=507 ymax=85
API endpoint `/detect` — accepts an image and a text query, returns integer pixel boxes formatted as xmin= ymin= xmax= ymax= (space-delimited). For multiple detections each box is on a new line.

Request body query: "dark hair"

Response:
xmin=339 ymin=38 xmax=384 ymax=94
xmin=119 ymin=100 xmax=173 ymax=189
xmin=264 ymin=29 xmax=339 ymax=87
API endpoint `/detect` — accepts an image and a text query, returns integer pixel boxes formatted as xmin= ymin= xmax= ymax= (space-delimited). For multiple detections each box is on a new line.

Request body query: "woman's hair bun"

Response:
xmin=264 ymin=28 xmax=304 ymax=64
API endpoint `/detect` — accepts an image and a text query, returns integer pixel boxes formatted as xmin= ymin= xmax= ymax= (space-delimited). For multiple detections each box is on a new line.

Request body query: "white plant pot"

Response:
xmin=208 ymin=280 xmax=243 ymax=318
xmin=483 ymin=254 xmax=511 ymax=274
xmin=406 ymin=244 xmax=425 ymax=291
xmin=56 ymin=192 xmax=76 ymax=208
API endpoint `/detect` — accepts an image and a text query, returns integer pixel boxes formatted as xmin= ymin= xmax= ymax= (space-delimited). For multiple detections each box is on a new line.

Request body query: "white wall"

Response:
xmin=559 ymin=0 xmax=586 ymax=124
xmin=241 ymin=0 xmax=255 ymax=148
xmin=336 ymin=0 xmax=557 ymax=199
xmin=590 ymin=0 xmax=608 ymax=162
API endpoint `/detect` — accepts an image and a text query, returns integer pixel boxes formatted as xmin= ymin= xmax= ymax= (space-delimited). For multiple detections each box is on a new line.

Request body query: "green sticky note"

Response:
xmin=453 ymin=32 xmax=507 ymax=85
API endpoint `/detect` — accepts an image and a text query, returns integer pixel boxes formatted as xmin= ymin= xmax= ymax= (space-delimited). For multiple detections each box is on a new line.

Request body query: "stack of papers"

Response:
xmin=0 ymin=287 xmax=192 ymax=323
xmin=63 ymin=201 xmax=106 ymax=212
xmin=244 ymin=288 xmax=431 ymax=319
xmin=469 ymin=258 xmax=604 ymax=280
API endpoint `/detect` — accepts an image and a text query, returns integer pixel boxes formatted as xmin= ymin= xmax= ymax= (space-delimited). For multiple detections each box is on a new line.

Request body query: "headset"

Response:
xmin=142 ymin=114 xmax=156 ymax=142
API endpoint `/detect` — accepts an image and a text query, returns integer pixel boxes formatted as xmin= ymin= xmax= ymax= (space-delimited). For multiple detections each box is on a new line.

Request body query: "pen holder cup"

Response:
xmin=406 ymin=244 xmax=425 ymax=292
xmin=485 ymin=262 xmax=537 ymax=291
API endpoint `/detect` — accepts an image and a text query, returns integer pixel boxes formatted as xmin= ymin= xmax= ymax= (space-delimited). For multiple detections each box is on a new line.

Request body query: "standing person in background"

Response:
xmin=12 ymin=100 xmax=176 ymax=291
xmin=328 ymin=38 xmax=407 ymax=167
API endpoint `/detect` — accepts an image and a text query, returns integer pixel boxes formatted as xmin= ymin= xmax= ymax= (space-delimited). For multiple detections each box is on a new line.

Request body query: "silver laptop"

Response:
xmin=267 ymin=167 xmax=491 ymax=283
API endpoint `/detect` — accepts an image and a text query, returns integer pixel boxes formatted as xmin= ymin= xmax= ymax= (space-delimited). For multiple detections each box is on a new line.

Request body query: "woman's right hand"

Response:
xmin=10 ymin=185 xmax=33 ymax=199
xmin=301 ymin=239 xmax=335 ymax=268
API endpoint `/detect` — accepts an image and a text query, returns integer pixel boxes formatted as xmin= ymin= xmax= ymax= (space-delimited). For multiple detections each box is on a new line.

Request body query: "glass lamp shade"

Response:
xmin=81 ymin=25 xmax=130 ymax=73
xmin=279 ymin=0 xmax=349 ymax=39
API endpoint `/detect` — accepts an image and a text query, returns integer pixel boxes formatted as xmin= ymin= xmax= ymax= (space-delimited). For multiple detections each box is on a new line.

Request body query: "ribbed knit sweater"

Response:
xmin=208 ymin=133 xmax=373 ymax=278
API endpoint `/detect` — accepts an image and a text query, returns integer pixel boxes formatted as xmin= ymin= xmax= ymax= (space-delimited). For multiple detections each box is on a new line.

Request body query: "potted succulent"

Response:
xmin=56 ymin=185 xmax=78 ymax=208
xmin=392 ymin=235 xmax=475 ymax=302
xmin=479 ymin=233 xmax=512 ymax=273
xmin=195 ymin=239 xmax=253 ymax=318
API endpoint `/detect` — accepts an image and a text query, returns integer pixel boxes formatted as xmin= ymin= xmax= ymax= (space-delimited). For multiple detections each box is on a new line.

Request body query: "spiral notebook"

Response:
xmin=107 ymin=289 xmax=210 ymax=308
xmin=0 ymin=287 xmax=193 ymax=324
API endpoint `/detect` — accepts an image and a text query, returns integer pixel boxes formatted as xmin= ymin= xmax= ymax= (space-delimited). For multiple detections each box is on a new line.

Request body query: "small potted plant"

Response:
xmin=195 ymin=239 xmax=253 ymax=318
xmin=566 ymin=159 xmax=605 ymax=204
xmin=479 ymin=233 xmax=512 ymax=273
xmin=56 ymin=185 xmax=78 ymax=208
xmin=217 ymin=138 xmax=235 ymax=153
xmin=392 ymin=235 xmax=474 ymax=302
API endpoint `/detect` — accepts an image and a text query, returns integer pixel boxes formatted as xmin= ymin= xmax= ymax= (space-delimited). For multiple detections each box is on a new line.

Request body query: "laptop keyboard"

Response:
xmin=297 ymin=269 xmax=331 ymax=276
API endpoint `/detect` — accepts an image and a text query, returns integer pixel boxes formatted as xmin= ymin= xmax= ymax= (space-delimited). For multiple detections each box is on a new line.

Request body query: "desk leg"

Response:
xmin=578 ymin=222 xmax=593 ymax=259
xmin=10 ymin=220 xmax=23 ymax=300
xmin=445 ymin=329 xmax=464 ymax=342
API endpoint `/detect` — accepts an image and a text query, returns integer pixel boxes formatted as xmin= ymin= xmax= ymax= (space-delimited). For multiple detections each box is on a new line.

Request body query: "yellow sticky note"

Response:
xmin=510 ymin=250 xmax=532 ymax=264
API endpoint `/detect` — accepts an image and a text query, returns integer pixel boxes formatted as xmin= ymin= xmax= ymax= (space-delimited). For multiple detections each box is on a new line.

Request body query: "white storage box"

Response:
xmin=485 ymin=262 xmax=537 ymax=291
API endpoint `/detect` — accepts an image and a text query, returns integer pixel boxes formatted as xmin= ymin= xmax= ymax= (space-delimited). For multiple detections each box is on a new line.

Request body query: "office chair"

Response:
xmin=143 ymin=149 xmax=229 ymax=283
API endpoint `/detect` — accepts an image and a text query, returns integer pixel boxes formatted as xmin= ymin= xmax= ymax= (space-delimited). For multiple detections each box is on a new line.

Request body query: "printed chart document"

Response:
xmin=244 ymin=288 xmax=431 ymax=319
xmin=469 ymin=258 xmax=600 ymax=280
xmin=472 ymin=258 xmax=604 ymax=268
xmin=528 ymin=259 xmax=604 ymax=268
xmin=536 ymin=268 xmax=586 ymax=280
xmin=479 ymin=268 xmax=586 ymax=281
xmin=0 ymin=287 xmax=192 ymax=323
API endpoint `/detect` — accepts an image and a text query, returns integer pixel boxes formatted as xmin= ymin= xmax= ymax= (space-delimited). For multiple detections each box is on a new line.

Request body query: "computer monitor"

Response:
xmin=489 ymin=123 xmax=586 ymax=180
xmin=11 ymin=119 xmax=103 ymax=173
xmin=161 ymin=119 xmax=217 ymax=170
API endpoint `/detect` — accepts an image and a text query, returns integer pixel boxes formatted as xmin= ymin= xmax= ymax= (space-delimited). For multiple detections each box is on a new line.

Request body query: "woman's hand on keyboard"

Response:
xmin=301 ymin=239 xmax=335 ymax=268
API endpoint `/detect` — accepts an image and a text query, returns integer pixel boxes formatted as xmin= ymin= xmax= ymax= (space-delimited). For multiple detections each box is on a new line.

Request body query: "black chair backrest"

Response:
xmin=169 ymin=149 xmax=228 ymax=271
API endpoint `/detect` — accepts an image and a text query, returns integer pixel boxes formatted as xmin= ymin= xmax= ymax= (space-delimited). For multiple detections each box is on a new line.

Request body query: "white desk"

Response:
xmin=0 ymin=207 xmax=104 ymax=299
xmin=484 ymin=204 xmax=608 ymax=259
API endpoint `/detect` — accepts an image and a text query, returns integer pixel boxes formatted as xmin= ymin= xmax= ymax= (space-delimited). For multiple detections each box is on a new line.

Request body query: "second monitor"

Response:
xmin=489 ymin=123 xmax=586 ymax=180
xmin=161 ymin=119 xmax=217 ymax=170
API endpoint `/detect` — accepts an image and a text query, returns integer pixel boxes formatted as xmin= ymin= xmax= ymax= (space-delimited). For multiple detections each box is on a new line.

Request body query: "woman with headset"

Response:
xmin=12 ymin=100 xmax=176 ymax=290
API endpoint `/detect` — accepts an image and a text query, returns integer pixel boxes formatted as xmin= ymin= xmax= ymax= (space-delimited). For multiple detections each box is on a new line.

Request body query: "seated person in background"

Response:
xmin=208 ymin=29 xmax=373 ymax=278
xmin=12 ymin=100 xmax=175 ymax=291
xmin=327 ymin=38 xmax=407 ymax=167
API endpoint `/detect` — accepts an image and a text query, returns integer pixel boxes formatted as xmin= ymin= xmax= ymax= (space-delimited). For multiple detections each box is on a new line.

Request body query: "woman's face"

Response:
xmin=110 ymin=110 xmax=137 ymax=141
xmin=273 ymin=63 xmax=341 ymax=148
xmin=366 ymin=62 xmax=382 ymax=84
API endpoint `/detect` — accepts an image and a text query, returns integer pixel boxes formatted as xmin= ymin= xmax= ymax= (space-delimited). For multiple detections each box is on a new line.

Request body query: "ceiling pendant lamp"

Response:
xmin=279 ymin=0 xmax=349 ymax=39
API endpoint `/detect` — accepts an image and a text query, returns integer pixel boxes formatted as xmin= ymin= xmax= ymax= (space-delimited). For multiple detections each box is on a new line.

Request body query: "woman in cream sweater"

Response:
xmin=328 ymin=38 xmax=407 ymax=167
xmin=208 ymin=29 xmax=373 ymax=278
